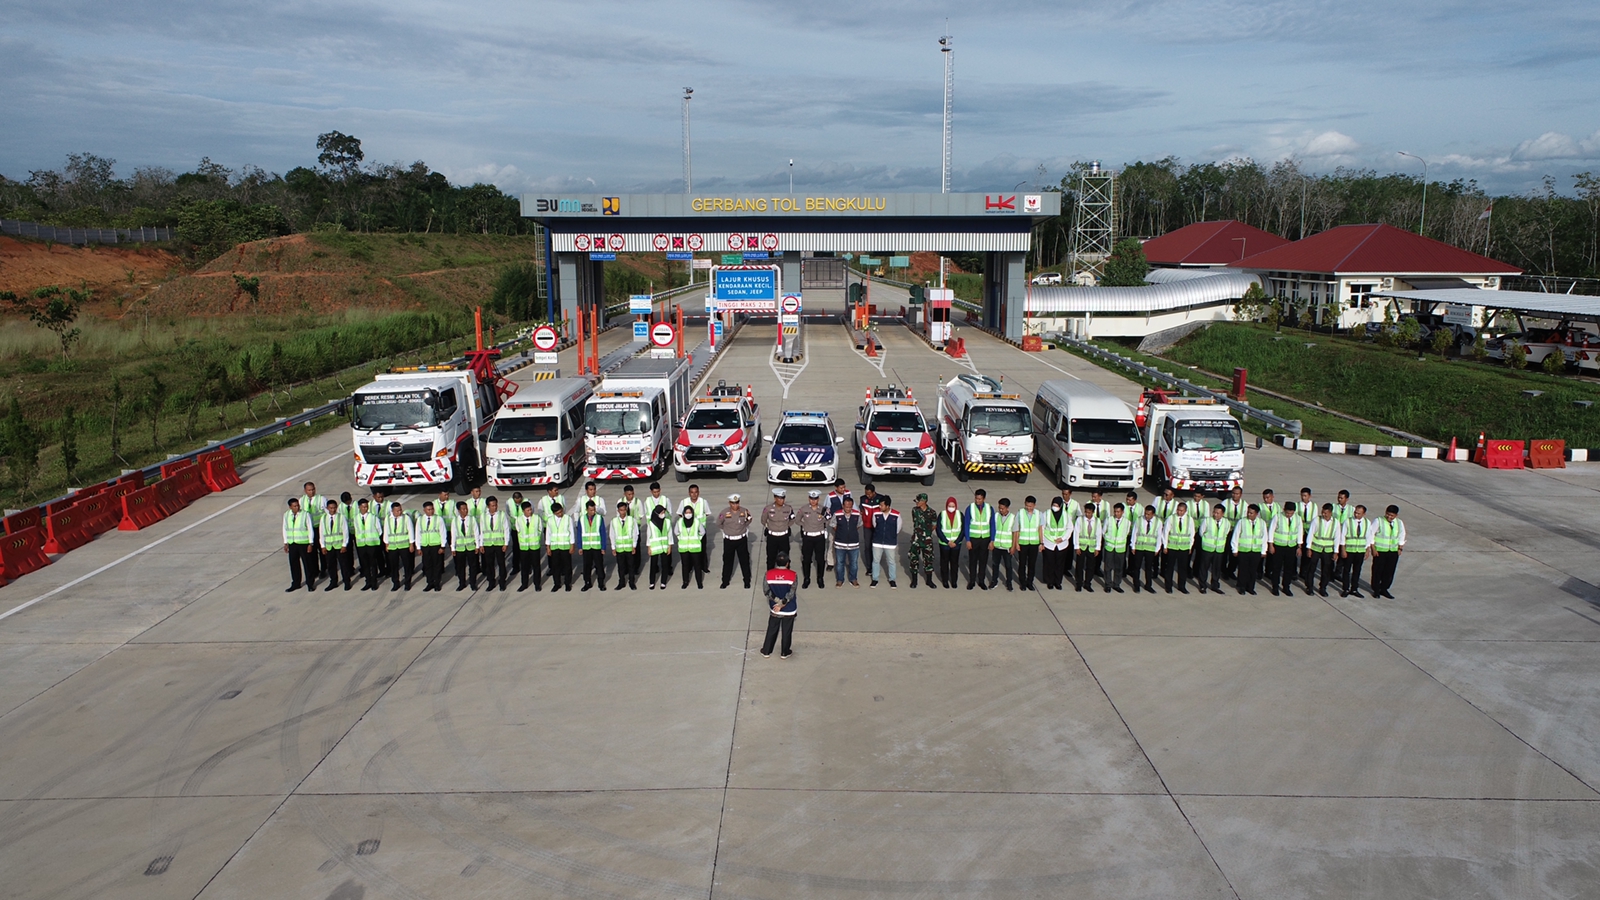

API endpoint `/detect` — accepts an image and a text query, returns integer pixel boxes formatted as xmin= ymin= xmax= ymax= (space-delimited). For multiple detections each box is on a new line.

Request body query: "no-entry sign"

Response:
xmin=780 ymin=295 xmax=800 ymax=314
xmin=650 ymin=322 xmax=677 ymax=347
xmin=532 ymin=325 xmax=559 ymax=352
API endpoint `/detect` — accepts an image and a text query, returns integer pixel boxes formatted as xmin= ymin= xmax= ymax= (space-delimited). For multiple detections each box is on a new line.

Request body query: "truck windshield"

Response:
xmin=1177 ymin=421 xmax=1244 ymax=452
xmin=587 ymin=402 xmax=652 ymax=435
xmin=1066 ymin=418 xmax=1141 ymax=445
xmin=352 ymin=391 xmax=436 ymax=430
xmin=968 ymin=406 xmax=1030 ymax=437
xmin=869 ymin=411 xmax=925 ymax=432
xmin=488 ymin=416 xmax=559 ymax=443
xmin=686 ymin=407 xmax=742 ymax=430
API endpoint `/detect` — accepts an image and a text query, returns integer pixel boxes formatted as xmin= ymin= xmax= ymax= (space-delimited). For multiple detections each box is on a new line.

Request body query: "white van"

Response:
xmin=484 ymin=377 xmax=594 ymax=488
xmin=1032 ymin=379 xmax=1144 ymax=489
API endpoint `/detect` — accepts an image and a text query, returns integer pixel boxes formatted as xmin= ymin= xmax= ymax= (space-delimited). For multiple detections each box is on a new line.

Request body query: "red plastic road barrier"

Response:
xmin=1020 ymin=335 xmax=1044 ymax=352
xmin=72 ymin=494 xmax=119 ymax=538
xmin=201 ymin=448 xmax=244 ymax=491
xmin=1529 ymin=439 xmax=1566 ymax=469
xmin=44 ymin=497 xmax=78 ymax=517
xmin=3 ymin=508 xmax=42 ymax=536
xmin=119 ymin=485 xmax=169 ymax=531
xmin=43 ymin=503 xmax=93 ymax=554
xmin=945 ymin=337 xmax=967 ymax=359
xmin=108 ymin=480 xmax=142 ymax=504
xmin=1482 ymin=439 xmax=1525 ymax=470
xmin=154 ymin=479 xmax=187 ymax=518
xmin=167 ymin=465 xmax=212 ymax=504
xmin=1 ymin=526 xmax=52 ymax=579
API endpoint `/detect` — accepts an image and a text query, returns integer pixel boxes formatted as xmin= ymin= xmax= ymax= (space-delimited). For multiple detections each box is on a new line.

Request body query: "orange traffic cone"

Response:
xmin=1446 ymin=435 xmax=1459 ymax=462
xmin=1472 ymin=431 xmax=1486 ymax=465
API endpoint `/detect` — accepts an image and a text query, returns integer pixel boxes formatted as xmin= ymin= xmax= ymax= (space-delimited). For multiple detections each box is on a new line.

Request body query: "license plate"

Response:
xmin=697 ymin=465 xmax=717 ymax=471
xmin=512 ymin=477 xmax=533 ymax=485
xmin=791 ymin=471 xmax=813 ymax=480
xmin=890 ymin=468 xmax=911 ymax=474
xmin=1098 ymin=480 xmax=1120 ymax=487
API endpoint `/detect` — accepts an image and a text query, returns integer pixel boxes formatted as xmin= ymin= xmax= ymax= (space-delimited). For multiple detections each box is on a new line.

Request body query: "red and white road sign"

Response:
xmin=532 ymin=325 xmax=560 ymax=352
xmin=650 ymin=322 xmax=677 ymax=347
xmin=686 ymin=234 xmax=704 ymax=250
xmin=573 ymin=234 xmax=591 ymax=251
xmin=727 ymin=233 xmax=745 ymax=250
xmin=608 ymin=233 xmax=626 ymax=251
xmin=652 ymin=233 xmax=669 ymax=251
xmin=761 ymin=233 xmax=779 ymax=250
xmin=780 ymin=295 xmax=800 ymax=314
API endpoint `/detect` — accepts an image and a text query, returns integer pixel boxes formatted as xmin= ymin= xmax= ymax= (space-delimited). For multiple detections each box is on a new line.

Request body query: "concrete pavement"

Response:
xmin=1 ymin=318 xmax=1597 ymax=898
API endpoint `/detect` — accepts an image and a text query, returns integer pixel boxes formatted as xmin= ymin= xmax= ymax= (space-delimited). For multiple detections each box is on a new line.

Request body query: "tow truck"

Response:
xmin=673 ymin=380 xmax=761 ymax=482
xmin=1136 ymin=389 xmax=1245 ymax=494
xmin=854 ymin=384 xmax=937 ymax=485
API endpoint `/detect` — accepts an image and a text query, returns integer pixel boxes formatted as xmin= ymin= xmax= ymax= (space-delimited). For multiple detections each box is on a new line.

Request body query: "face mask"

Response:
xmin=947 ymin=505 xmax=957 ymax=513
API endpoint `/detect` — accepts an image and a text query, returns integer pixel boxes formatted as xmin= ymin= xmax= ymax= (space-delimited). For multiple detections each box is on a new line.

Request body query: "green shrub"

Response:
xmin=1430 ymin=327 xmax=1454 ymax=359
xmin=1542 ymin=348 xmax=1568 ymax=375
xmin=1509 ymin=343 xmax=1527 ymax=369
xmin=1471 ymin=333 xmax=1488 ymax=362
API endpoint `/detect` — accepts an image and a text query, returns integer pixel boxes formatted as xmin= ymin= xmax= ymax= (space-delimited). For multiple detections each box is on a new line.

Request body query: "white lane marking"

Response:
xmin=851 ymin=332 xmax=889 ymax=377
xmin=0 ymin=451 xmax=350 ymax=623
xmin=769 ymin=330 xmax=808 ymax=399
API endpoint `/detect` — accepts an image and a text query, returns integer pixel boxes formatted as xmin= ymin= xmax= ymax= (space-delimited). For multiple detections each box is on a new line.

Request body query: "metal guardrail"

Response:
xmin=1056 ymin=336 xmax=1304 ymax=438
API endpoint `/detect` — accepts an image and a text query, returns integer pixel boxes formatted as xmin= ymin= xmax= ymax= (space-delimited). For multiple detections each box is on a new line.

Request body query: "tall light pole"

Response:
xmin=938 ymin=24 xmax=953 ymax=287
xmin=789 ymin=159 xmax=794 ymax=194
xmin=682 ymin=87 xmax=694 ymax=194
xmin=1398 ymin=151 xmax=1428 ymax=236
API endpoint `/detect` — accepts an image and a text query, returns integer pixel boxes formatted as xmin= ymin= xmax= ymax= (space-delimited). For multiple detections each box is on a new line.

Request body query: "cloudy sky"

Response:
xmin=3 ymin=0 xmax=1598 ymax=196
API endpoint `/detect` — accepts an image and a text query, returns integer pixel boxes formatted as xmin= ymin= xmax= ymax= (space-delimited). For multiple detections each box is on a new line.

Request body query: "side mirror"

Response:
xmin=854 ymin=422 xmax=866 ymax=430
xmin=835 ymin=436 xmax=846 ymax=444
xmin=763 ymin=434 xmax=774 ymax=442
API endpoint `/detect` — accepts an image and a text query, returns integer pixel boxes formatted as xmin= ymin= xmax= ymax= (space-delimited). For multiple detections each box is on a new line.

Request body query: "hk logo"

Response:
xmin=985 ymin=195 xmax=1016 ymax=211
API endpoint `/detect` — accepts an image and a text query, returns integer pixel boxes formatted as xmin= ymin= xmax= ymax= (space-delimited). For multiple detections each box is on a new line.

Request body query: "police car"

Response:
xmin=765 ymin=410 xmax=845 ymax=484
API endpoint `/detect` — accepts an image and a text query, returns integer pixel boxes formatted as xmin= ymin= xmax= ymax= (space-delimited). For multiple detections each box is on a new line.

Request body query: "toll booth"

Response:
xmin=926 ymin=288 xmax=953 ymax=347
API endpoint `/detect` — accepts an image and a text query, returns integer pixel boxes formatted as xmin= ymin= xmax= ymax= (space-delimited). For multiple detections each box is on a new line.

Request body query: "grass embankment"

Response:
xmin=1053 ymin=341 xmax=1395 ymax=445
xmin=0 ymin=309 xmax=493 ymax=510
xmin=1159 ymin=324 xmax=1600 ymax=446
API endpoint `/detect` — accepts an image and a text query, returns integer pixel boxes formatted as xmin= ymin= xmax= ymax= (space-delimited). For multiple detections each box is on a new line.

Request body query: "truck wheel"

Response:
xmin=921 ymin=473 xmax=936 ymax=487
xmin=736 ymin=464 xmax=751 ymax=483
xmin=954 ymin=447 xmax=970 ymax=482
xmin=1015 ymin=471 xmax=1029 ymax=484
xmin=675 ymin=469 xmax=688 ymax=483
xmin=1056 ymin=463 xmax=1066 ymax=490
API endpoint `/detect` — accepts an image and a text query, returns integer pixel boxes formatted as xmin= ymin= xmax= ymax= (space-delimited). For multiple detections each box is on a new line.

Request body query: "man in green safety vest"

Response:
xmin=320 ymin=498 xmax=353 ymax=592
xmin=353 ymin=498 xmax=384 ymax=591
xmin=1230 ymin=504 xmax=1268 ymax=595
xmin=1305 ymin=503 xmax=1342 ymax=597
xmin=450 ymin=501 xmax=481 ymax=591
xmin=1369 ymin=504 xmax=1407 ymax=599
xmin=579 ymin=500 xmax=610 ymax=592
xmin=301 ymin=482 xmax=327 ymax=581
xmin=1101 ymin=503 xmax=1133 ymax=593
xmin=1197 ymin=503 xmax=1230 ymax=593
xmin=415 ymin=501 xmax=448 ymax=592
xmin=545 ymin=502 xmax=576 ymax=592
xmin=1267 ymin=501 xmax=1304 ymax=596
xmin=1295 ymin=487 xmax=1317 ymax=590
xmin=282 ymin=498 xmax=314 ymax=592
xmin=514 ymin=500 xmax=544 ymax=592
xmin=480 ymin=497 xmax=510 ymax=591
xmin=610 ymin=500 xmax=640 ymax=590
xmin=1340 ymin=504 xmax=1371 ymax=598
xmin=1016 ymin=496 xmax=1042 ymax=590
xmin=990 ymin=498 xmax=1018 ymax=591
xmin=1162 ymin=500 xmax=1195 ymax=593
xmin=963 ymin=489 xmax=996 ymax=591
xmin=1072 ymin=502 xmax=1102 ymax=592
xmin=383 ymin=501 xmax=416 ymax=590
xmin=1221 ymin=486 xmax=1246 ymax=579
xmin=1130 ymin=505 xmax=1163 ymax=593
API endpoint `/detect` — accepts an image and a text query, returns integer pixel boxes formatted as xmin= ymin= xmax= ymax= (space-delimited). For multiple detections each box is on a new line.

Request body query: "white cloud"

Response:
xmin=1301 ymin=130 xmax=1361 ymax=159
xmin=1512 ymin=130 xmax=1600 ymax=161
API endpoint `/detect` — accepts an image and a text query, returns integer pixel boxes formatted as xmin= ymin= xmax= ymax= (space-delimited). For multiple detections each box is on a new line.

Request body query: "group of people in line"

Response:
xmin=282 ymin=479 xmax=1408 ymax=602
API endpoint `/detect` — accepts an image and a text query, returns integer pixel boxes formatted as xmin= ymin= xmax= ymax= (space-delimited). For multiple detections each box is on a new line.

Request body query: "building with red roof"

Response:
xmin=1142 ymin=220 xmax=1290 ymax=268
xmin=1227 ymin=223 xmax=1520 ymax=328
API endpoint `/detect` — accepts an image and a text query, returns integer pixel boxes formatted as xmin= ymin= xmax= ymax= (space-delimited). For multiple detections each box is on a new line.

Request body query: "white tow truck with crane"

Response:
xmin=1136 ymin=388 xmax=1246 ymax=494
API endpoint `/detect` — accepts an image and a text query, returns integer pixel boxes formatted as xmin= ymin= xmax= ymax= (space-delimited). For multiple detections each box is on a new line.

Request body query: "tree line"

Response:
xmin=0 ymin=131 xmax=532 ymax=260
xmin=1030 ymin=158 xmax=1600 ymax=279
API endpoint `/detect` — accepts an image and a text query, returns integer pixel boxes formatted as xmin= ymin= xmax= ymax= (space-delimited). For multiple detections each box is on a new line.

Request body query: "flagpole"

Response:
xmin=1484 ymin=203 xmax=1493 ymax=256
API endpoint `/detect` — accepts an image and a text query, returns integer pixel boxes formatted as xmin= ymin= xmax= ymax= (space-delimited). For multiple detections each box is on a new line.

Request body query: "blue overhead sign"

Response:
xmin=741 ymin=251 xmax=769 ymax=260
xmin=588 ymin=251 xmax=616 ymax=261
xmin=665 ymin=251 xmax=692 ymax=261
xmin=633 ymin=321 xmax=649 ymax=341
xmin=713 ymin=267 xmax=778 ymax=301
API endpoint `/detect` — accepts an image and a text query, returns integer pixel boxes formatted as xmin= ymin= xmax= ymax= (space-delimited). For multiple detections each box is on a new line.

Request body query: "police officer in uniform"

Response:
xmin=796 ymin=490 xmax=829 ymax=590
xmin=716 ymin=493 xmax=754 ymax=589
xmin=761 ymin=488 xmax=796 ymax=570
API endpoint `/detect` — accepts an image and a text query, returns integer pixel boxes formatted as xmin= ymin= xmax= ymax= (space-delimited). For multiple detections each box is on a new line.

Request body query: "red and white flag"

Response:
xmin=1477 ymin=203 xmax=1493 ymax=221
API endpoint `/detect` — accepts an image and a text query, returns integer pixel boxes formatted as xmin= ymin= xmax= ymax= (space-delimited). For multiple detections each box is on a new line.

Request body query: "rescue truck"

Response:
xmin=350 ymin=364 xmax=506 ymax=491
xmin=583 ymin=356 xmax=692 ymax=481
xmin=484 ymin=377 xmax=595 ymax=487
xmin=1136 ymin=389 xmax=1246 ymax=494
xmin=854 ymin=384 xmax=937 ymax=485
xmin=936 ymin=373 xmax=1034 ymax=483
xmin=673 ymin=380 xmax=762 ymax=482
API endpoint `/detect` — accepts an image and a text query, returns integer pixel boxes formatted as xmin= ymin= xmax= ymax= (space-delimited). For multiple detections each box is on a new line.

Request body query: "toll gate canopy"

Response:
xmin=523 ymin=192 xmax=1061 ymax=338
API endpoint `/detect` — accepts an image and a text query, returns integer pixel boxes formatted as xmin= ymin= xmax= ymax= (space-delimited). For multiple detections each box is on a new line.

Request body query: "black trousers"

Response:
xmin=761 ymin=614 xmax=795 ymax=656
xmin=967 ymin=538 xmax=991 ymax=587
xmin=939 ymin=542 xmax=961 ymax=587
xmin=1197 ymin=550 xmax=1224 ymax=590
xmin=1131 ymin=549 xmax=1158 ymax=590
xmin=765 ymin=532 xmax=791 ymax=570
xmin=1017 ymin=544 xmax=1039 ymax=588
xmin=286 ymin=543 xmax=314 ymax=587
xmin=1342 ymin=553 xmax=1368 ymax=594
xmin=481 ymin=546 xmax=507 ymax=588
xmin=649 ymin=552 xmax=672 ymax=585
xmin=387 ymin=547 xmax=414 ymax=588
xmin=990 ymin=547 xmax=1015 ymax=588
xmin=548 ymin=549 xmax=574 ymax=589
xmin=679 ymin=550 xmax=705 ymax=587
xmin=1236 ymin=552 xmax=1262 ymax=593
xmin=1371 ymin=551 xmax=1400 ymax=595
xmin=1310 ymin=550 xmax=1336 ymax=591
xmin=800 ymin=535 xmax=827 ymax=587
xmin=722 ymin=538 xmax=751 ymax=587
xmin=322 ymin=546 xmax=353 ymax=588
xmin=421 ymin=547 xmax=445 ymax=588
xmin=1299 ymin=552 xmax=1317 ymax=590
xmin=1163 ymin=548 xmax=1191 ymax=590
xmin=356 ymin=544 xmax=383 ymax=587
xmin=516 ymin=546 xmax=543 ymax=589
xmin=1074 ymin=550 xmax=1098 ymax=589
xmin=614 ymin=551 xmax=638 ymax=587
xmin=582 ymin=548 xmax=608 ymax=589
xmin=1039 ymin=547 xmax=1065 ymax=589
xmin=454 ymin=551 xmax=478 ymax=588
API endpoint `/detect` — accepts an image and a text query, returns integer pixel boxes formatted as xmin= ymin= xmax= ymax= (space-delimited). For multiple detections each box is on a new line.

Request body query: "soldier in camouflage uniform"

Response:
xmin=907 ymin=492 xmax=939 ymax=588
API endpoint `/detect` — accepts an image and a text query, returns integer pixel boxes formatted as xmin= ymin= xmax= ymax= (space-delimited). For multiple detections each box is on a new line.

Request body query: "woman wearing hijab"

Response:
xmin=937 ymin=497 xmax=963 ymax=589
xmin=1040 ymin=497 xmax=1072 ymax=590
xmin=646 ymin=506 xmax=675 ymax=590
xmin=676 ymin=506 xmax=707 ymax=589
